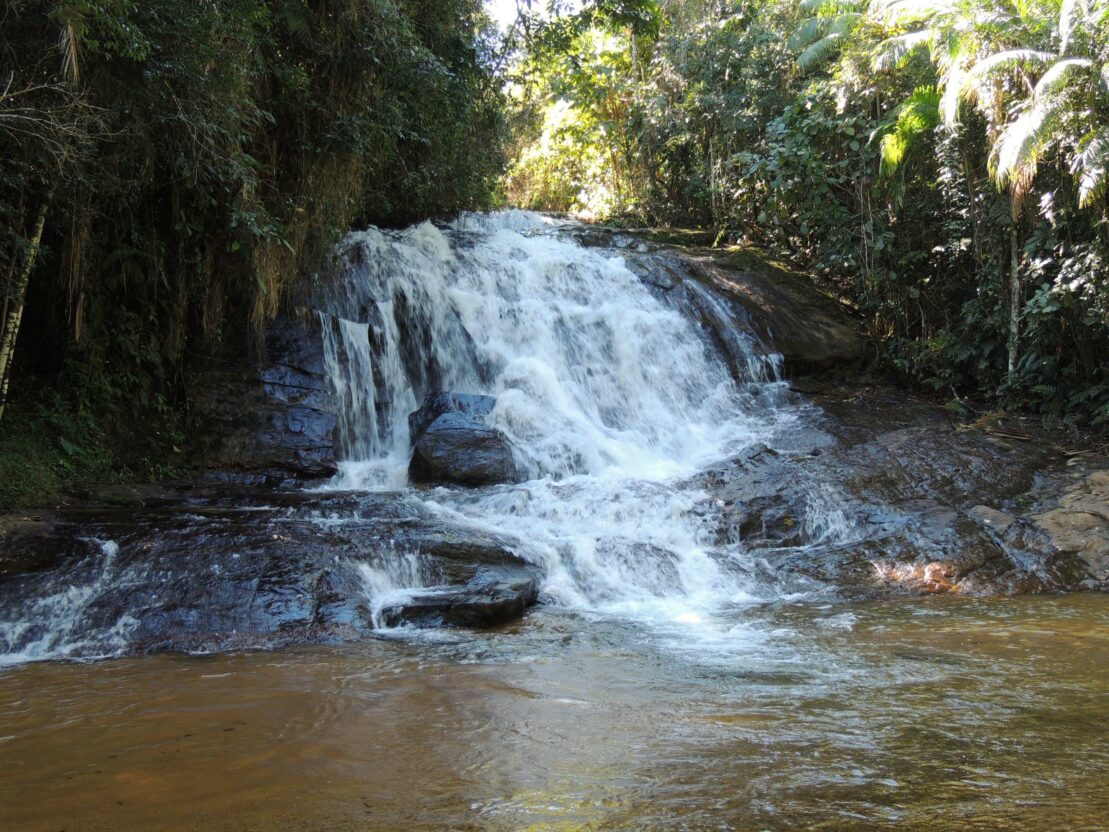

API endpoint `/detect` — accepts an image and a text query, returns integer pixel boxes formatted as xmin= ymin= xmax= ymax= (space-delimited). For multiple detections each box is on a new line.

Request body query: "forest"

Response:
xmin=506 ymin=0 xmax=1109 ymax=425
xmin=1 ymin=0 xmax=1107 ymax=504
xmin=1 ymin=5 xmax=1107 ymax=826
xmin=0 ymin=0 xmax=506 ymax=502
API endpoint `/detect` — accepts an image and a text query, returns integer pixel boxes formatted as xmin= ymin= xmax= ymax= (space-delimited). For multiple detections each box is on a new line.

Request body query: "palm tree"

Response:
xmin=795 ymin=0 xmax=1109 ymax=374
xmin=791 ymin=0 xmax=868 ymax=71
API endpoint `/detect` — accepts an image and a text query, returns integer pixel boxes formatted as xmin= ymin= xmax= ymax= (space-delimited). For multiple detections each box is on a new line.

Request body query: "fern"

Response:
xmin=875 ymin=85 xmax=941 ymax=176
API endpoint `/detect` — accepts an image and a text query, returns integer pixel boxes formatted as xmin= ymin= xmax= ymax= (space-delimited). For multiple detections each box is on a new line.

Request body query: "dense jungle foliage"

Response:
xmin=0 ymin=0 xmax=506 ymax=502
xmin=2 ymin=0 xmax=1106 ymax=506
xmin=506 ymin=0 xmax=1109 ymax=425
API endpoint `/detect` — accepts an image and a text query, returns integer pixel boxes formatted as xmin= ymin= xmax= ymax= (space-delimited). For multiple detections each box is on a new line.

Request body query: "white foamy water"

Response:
xmin=319 ymin=211 xmax=845 ymax=633
xmin=0 ymin=539 xmax=137 ymax=666
xmin=354 ymin=554 xmax=433 ymax=630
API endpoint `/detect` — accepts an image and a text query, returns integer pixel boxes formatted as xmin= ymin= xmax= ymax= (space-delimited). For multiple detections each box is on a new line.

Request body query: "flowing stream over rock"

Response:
xmin=0 ymin=212 xmax=1106 ymax=830
xmin=315 ymin=211 xmax=836 ymax=638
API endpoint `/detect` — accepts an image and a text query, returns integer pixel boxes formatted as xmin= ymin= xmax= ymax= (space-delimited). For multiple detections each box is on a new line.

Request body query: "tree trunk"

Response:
xmin=1006 ymin=219 xmax=1020 ymax=377
xmin=0 ymin=202 xmax=48 ymax=424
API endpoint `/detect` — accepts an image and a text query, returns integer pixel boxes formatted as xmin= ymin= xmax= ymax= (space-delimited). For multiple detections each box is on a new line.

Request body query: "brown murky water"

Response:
xmin=1 ymin=595 xmax=1106 ymax=831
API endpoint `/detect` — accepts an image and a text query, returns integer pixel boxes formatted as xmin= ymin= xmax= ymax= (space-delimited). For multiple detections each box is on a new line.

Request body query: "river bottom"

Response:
xmin=1 ymin=595 xmax=1106 ymax=831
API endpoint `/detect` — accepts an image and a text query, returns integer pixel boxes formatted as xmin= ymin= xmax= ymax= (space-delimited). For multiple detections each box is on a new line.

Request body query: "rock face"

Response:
xmin=0 ymin=490 xmax=543 ymax=660
xmin=191 ymin=315 xmax=339 ymax=483
xmin=695 ymin=384 xmax=1106 ymax=597
xmin=570 ymin=227 xmax=863 ymax=376
xmin=690 ymin=248 xmax=863 ymax=374
xmin=408 ymin=392 xmax=521 ymax=486
xmin=1030 ymin=467 xmax=1109 ymax=585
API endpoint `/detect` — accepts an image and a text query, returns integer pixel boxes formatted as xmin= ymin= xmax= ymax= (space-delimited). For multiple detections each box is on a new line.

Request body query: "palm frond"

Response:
xmin=1033 ymin=58 xmax=1092 ymax=99
xmin=879 ymin=131 xmax=910 ymax=174
xmin=871 ymin=29 xmax=932 ymax=71
xmin=1059 ymin=0 xmax=1089 ymax=54
xmin=966 ymin=49 xmax=1054 ymax=86
xmin=991 ymin=97 xmax=1064 ymax=202
xmin=939 ymin=59 xmax=967 ymax=125
xmin=830 ymin=11 xmax=865 ymax=34
xmin=798 ymin=32 xmax=847 ymax=70
xmin=791 ymin=16 xmax=830 ymax=49
xmin=793 ymin=11 xmax=863 ymax=70
xmin=870 ymin=0 xmax=955 ymax=26
xmin=1071 ymin=127 xmax=1109 ymax=206
xmin=798 ymin=0 xmax=862 ymax=13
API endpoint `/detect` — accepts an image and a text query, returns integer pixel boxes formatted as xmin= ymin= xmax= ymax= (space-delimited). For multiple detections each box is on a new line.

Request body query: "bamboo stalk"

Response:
xmin=0 ymin=202 xmax=48 ymax=424
xmin=1006 ymin=219 xmax=1020 ymax=377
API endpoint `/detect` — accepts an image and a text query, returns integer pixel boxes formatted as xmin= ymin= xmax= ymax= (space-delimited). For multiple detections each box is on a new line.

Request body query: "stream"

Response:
xmin=0 ymin=212 xmax=1105 ymax=830
xmin=2 ymin=597 xmax=1106 ymax=830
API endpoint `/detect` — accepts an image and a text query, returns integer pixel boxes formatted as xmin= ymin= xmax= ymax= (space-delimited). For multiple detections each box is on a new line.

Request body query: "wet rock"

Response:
xmin=866 ymin=501 xmax=1013 ymax=595
xmin=191 ymin=315 xmax=338 ymax=483
xmin=408 ymin=393 xmax=521 ymax=487
xmin=614 ymin=239 xmax=861 ymax=379
xmin=378 ymin=567 xmax=540 ymax=628
xmin=0 ymin=513 xmax=74 ymax=577
xmin=687 ymin=250 xmax=862 ymax=375
xmin=968 ymin=505 xmax=1017 ymax=534
xmin=619 ymin=243 xmax=864 ymax=376
xmin=1031 ymin=469 xmax=1109 ymax=584
xmin=699 ymin=394 xmax=1103 ymax=597
xmin=408 ymin=392 xmax=496 ymax=441
xmin=717 ymin=494 xmax=806 ymax=548
xmin=0 ymin=490 xmax=543 ymax=660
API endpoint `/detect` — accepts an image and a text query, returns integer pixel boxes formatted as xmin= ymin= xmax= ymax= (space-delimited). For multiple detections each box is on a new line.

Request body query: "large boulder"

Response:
xmin=408 ymin=392 xmax=497 ymax=439
xmin=578 ymin=227 xmax=864 ymax=376
xmin=689 ymin=248 xmax=863 ymax=375
xmin=408 ymin=392 xmax=522 ymax=487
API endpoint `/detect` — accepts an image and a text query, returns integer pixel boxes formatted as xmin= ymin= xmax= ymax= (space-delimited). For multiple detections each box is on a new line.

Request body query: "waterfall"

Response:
xmin=0 ymin=211 xmax=853 ymax=665
xmin=320 ymin=213 xmax=786 ymax=483
xmin=319 ymin=211 xmax=839 ymax=631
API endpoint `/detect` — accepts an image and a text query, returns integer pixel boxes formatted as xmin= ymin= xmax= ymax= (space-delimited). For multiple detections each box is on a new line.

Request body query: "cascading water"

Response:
xmin=0 ymin=210 xmax=859 ymax=666
xmin=0 ymin=539 xmax=135 ymax=666
xmin=319 ymin=211 xmax=851 ymax=635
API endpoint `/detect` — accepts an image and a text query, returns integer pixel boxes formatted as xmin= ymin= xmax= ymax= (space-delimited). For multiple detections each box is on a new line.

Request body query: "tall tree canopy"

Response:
xmin=507 ymin=0 xmax=1109 ymax=424
xmin=0 ymin=0 xmax=507 ymax=422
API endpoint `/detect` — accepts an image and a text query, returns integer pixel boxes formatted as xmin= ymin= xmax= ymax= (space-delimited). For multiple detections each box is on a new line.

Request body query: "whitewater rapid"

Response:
xmin=318 ymin=211 xmax=844 ymax=633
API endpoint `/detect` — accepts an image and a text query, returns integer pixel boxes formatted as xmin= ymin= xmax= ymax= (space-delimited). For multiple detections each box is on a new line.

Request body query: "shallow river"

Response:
xmin=2 ymin=595 xmax=1105 ymax=831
